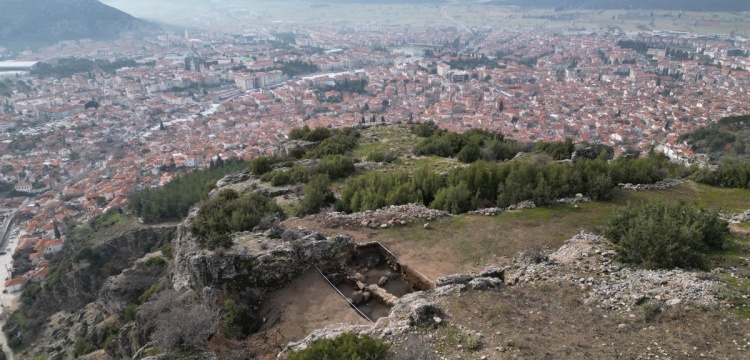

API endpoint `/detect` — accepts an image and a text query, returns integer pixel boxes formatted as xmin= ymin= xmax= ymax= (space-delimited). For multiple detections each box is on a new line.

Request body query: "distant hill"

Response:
xmin=498 ymin=0 xmax=750 ymax=12
xmin=0 ymin=0 xmax=159 ymax=50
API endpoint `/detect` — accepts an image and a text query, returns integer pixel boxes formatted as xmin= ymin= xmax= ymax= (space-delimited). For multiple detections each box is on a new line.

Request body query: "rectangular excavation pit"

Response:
xmin=315 ymin=241 xmax=435 ymax=321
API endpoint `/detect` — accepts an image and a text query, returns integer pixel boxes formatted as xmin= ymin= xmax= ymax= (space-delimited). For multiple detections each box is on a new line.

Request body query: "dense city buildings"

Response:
xmin=0 ymin=26 xmax=749 ymax=268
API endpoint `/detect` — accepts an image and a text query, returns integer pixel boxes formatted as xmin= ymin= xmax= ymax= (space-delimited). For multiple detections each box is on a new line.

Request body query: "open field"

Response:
xmin=287 ymin=180 xmax=750 ymax=281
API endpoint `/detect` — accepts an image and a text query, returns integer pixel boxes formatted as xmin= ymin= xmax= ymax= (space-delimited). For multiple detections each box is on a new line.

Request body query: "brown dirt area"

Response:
xmin=211 ymin=268 xmax=370 ymax=359
xmin=389 ymin=282 xmax=750 ymax=359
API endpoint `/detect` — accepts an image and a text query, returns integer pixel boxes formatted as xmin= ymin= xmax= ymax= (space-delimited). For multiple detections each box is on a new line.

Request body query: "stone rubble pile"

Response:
xmin=505 ymin=231 xmax=722 ymax=311
xmin=467 ymin=197 xmax=590 ymax=216
xmin=618 ymin=180 xmax=682 ymax=191
xmin=719 ymin=209 xmax=750 ymax=224
xmin=317 ymin=204 xmax=450 ymax=229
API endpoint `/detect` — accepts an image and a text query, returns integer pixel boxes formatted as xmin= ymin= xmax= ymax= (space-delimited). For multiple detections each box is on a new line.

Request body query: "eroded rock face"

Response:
xmin=178 ymin=232 xmax=354 ymax=294
xmin=99 ymin=253 xmax=167 ymax=315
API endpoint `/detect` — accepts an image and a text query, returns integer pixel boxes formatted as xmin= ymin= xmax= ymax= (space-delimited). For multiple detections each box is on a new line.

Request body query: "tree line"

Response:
xmin=338 ymin=152 xmax=675 ymax=214
xmin=129 ymin=159 xmax=247 ymax=223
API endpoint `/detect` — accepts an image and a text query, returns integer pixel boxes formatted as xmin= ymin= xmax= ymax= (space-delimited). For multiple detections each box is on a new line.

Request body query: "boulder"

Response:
xmin=352 ymin=291 xmax=364 ymax=305
xmin=479 ymin=267 xmax=506 ymax=280
xmin=435 ymin=273 xmax=473 ymax=287
xmin=407 ymin=300 xmax=444 ymax=327
xmin=353 ymin=272 xmax=365 ymax=282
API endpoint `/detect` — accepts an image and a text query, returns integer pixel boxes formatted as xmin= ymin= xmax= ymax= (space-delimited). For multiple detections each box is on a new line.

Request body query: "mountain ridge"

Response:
xmin=0 ymin=0 xmax=159 ymax=50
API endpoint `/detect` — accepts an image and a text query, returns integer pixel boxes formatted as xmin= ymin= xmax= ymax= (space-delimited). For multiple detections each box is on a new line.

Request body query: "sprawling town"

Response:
xmin=0 ymin=22 xmax=749 ymax=292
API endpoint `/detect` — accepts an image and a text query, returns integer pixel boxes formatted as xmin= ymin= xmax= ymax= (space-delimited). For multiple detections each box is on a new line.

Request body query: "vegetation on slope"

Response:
xmin=188 ymin=189 xmax=282 ymax=249
xmin=678 ymin=115 xmax=750 ymax=159
xmin=338 ymin=153 xmax=675 ymax=214
xmin=2 ymin=211 xmax=174 ymax=353
xmin=130 ymin=159 xmax=247 ymax=223
xmin=286 ymin=333 xmax=388 ymax=360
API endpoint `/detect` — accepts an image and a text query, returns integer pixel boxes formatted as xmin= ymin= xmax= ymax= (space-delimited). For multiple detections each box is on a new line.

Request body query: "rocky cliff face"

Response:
xmin=172 ymin=208 xmax=356 ymax=297
xmin=0 ymin=0 xmax=159 ymax=49
xmin=12 ymin=226 xmax=175 ymax=360
xmin=30 ymin=227 xmax=175 ymax=314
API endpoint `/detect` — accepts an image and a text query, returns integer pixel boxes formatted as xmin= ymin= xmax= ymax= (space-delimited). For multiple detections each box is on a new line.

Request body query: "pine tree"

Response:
xmin=53 ymin=220 xmax=61 ymax=239
xmin=160 ymin=120 xmax=166 ymax=130
xmin=499 ymin=100 xmax=504 ymax=112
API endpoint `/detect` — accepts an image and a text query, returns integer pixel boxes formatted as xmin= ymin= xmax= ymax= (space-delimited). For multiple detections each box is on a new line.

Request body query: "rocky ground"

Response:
xmin=283 ymin=231 xmax=750 ymax=360
xmin=316 ymin=204 xmax=450 ymax=230
xmin=617 ymin=180 xmax=683 ymax=191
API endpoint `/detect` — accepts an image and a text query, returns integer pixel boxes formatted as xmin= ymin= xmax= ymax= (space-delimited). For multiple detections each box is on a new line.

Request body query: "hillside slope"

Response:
xmin=0 ymin=0 xmax=158 ymax=50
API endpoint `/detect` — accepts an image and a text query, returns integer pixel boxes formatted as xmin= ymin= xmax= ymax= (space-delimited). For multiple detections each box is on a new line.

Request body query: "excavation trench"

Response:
xmin=315 ymin=241 xmax=435 ymax=321
xmin=239 ymin=241 xmax=435 ymax=359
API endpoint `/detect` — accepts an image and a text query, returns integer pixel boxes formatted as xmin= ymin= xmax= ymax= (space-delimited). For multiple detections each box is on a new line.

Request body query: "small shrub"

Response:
xmin=316 ymin=155 xmax=355 ymax=180
xmin=144 ymin=256 xmax=166 ymax=266
xmin=640 ymin=301 xmax=662 ymax=323
xmin=286 ymin=333 xmax=388 ymax=360
xmin=367 ymin=151 xmax=385 ymax=163
xmin=457 ymin=142 xmax=481 ymax=163
xmin=138 ymin=283 xmax=161 ymax=304
xmin=605 ymin=200 xmax=728 ymax=269
xmin=189 ymin=190 xmax=283 ymax=249
xmin=122 ymin=304 xmax=139 ymax=322
xmin=382 ymin=151 xmax=397 ymax=163
xmin=464 ymin=335 xmax=482 ymax=351
xmin=297 ymin=175 xmax=334 ymax=216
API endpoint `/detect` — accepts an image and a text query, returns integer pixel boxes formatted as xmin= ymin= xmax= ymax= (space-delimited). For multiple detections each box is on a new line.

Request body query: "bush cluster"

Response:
xmin=286 ymin=333 xmax=388 ymax=360
xmin=337 ymin=153 xmax=672 ymax=215
xmin=297 ymin=175 xmax=335 ymax=216
xmin=413 ymin=127 xmax=519 ymax=163
xmin=534 ymin=138 xmax=575 ymax=160
xmin=693 ymin=159 xmax=750 ymax=189
xmin=260 ymin=155 xmax=356 ymax=186
xmin=189 ymin=189 xmax=282 ymax=249
xmin=605 ymin=200 xmax=727 ymax=269
xmin=366 ymin=150 xmax=397 ymax=163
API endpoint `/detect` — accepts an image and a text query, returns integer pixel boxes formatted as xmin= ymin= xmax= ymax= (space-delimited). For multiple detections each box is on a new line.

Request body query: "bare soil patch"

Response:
xmin=212 ymin=268 xmax=369 ymax=359
xmin=390 ymin=283 xmax=750 ymax=359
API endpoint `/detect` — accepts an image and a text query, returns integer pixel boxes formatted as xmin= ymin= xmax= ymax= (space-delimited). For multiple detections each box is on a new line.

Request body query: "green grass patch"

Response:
xmin=612 ymin=181 xmax=750 ymax=213
xmin=370 ymin=180 xmax=750 ymax=273
xmin=377 ymin=202 xmax=617 ymax=266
